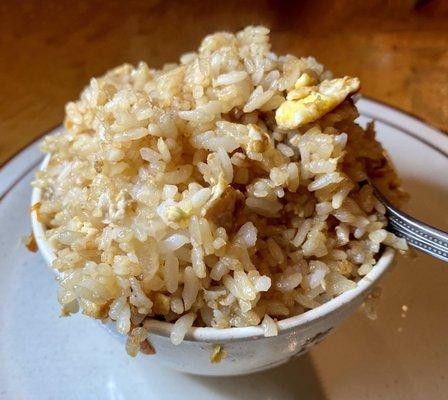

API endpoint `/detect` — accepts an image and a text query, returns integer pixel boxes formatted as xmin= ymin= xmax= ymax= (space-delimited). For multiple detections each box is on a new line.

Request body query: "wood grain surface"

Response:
xmin=1 ymin=0 xmax=447 ymax=166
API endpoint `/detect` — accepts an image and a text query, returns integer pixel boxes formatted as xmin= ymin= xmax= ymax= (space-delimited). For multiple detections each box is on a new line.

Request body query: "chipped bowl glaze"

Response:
xmin=31 ymin=152 xmax=395 ymax=376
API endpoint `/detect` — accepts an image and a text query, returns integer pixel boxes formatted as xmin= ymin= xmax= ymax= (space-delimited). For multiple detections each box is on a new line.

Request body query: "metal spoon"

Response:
xmin=370 ymin=181 xmax=448 ymax=262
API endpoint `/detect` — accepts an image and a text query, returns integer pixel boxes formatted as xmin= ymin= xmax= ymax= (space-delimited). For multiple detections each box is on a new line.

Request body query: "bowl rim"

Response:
xmin=32 ymin=153 xmax=395 ymax=343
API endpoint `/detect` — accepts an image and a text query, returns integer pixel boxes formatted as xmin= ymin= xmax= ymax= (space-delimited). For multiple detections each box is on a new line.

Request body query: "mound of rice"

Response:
xmin=33 ymin=26 xmax=407 ymax=356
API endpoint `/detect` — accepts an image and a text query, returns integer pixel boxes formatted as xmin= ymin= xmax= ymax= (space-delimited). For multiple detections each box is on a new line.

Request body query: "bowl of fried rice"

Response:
xmin=31 ymin=26 xmax=407 ymax=376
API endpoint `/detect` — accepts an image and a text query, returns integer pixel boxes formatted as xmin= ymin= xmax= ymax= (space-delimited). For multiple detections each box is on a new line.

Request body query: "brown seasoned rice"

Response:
xmin=33 ymin=26 xmax=407 ymax=356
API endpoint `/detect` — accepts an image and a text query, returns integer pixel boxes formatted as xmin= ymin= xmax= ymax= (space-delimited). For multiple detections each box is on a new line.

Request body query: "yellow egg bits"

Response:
xmin=275 ymin=72 xmax=360 ymax=129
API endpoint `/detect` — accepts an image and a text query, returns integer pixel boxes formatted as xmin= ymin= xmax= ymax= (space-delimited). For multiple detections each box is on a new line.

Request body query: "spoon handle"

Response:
xmin=371 ymin=184 xmax=448 ymax=262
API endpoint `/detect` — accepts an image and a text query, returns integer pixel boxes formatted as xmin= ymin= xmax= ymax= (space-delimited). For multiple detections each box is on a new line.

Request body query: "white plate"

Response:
xmin=0 ymin=98 xmax=447 ymax=400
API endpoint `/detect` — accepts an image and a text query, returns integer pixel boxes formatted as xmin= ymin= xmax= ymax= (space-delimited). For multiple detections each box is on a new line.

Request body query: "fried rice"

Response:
xmin=32 ymin=26 xmax=407 ymax=356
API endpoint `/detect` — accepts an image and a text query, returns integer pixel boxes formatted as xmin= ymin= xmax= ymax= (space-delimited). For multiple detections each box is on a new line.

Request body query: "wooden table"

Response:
xmin=1 ymin=0 xmax=447 ymax=167
xmin=1 ymin=2 xmax=448 ymax=399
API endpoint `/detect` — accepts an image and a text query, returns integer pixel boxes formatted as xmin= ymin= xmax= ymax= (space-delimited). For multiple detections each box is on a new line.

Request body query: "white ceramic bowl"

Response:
xmin=31 ymin=154 xmax=395 ymax=376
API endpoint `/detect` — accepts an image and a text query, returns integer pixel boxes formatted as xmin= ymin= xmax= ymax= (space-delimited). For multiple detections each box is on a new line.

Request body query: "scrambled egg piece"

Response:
xmin=203 ymin=175 xmax=244 ymax=231
xmin=275 ymin=75 xmax=360 ymax=129
xmin=203 ymin=175 xmax=228 ymax=212
xmin=210 ymin=345 xmax=227 ymax=363
xmin=294 ymin=71 xmax=318 ymax=88
xmin=245 ymin=124 xmax=287 ymax=170
xmin=246 ymin=123 xmax=272 ymax=154
xmin=166 ymin=206 xmax=189 ymax=223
